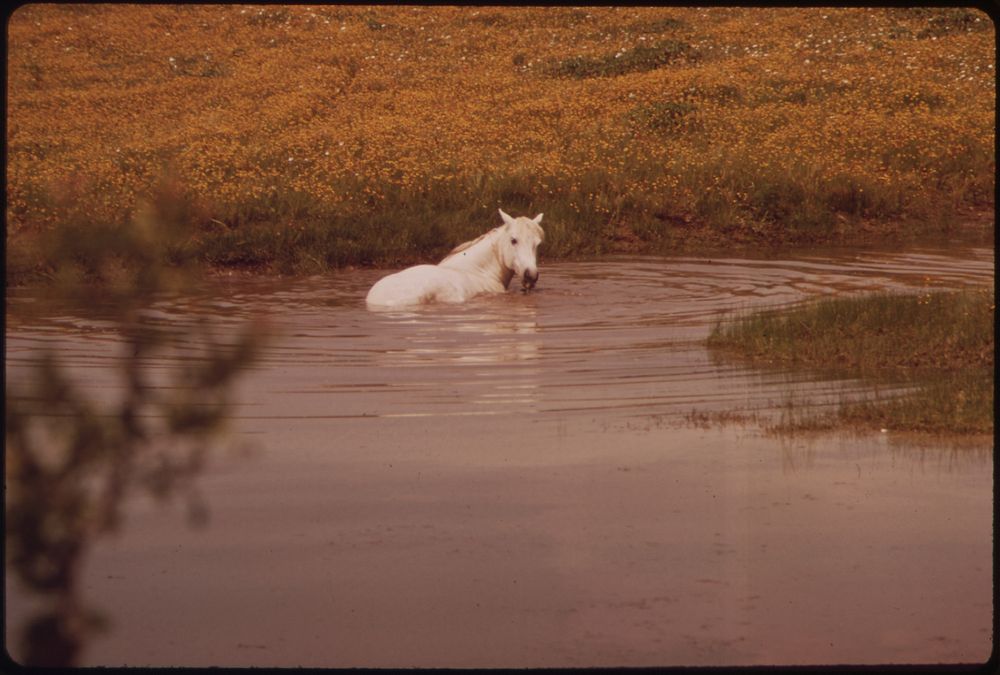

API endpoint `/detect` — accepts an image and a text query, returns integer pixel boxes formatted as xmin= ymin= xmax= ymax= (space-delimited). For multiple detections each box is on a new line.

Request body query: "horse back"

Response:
xmin=367 ymin=264 xmax=491 ymax=306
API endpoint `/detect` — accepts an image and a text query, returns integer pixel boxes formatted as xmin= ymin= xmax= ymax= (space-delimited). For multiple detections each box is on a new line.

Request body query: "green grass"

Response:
xmin=708 ymin=289 xmax=995 ymax=434
xmin=6 ymin=154 xmax=991 ymax=287
xmin=191 ymin=169 xmax=625 ymax=275
xmin=6 ymin=7 xmax=994 ymax=284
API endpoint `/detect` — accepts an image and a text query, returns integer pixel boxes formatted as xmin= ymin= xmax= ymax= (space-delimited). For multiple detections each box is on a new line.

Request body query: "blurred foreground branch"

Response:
xmin=5 ymin=174 xmax=268 ymax=666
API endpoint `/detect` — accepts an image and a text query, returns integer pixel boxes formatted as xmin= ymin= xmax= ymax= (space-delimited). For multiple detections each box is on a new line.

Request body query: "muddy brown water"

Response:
xmin=4 ymin=244 xmax=994 ymax=667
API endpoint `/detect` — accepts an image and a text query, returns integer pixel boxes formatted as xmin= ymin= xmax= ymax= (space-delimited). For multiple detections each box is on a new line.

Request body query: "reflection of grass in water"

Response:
xmin=684 ymin=408 xmax=763 ymax=429
xmin=838 ymin=369 xmax=993 ymax=434
xmin=707 ymin=288 xmax=995 ymax=435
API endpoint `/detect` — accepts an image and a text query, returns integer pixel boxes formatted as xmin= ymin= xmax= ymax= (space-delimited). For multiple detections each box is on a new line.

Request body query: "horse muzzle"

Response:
xmin=521 ymin=269 xmax=539 ymax=290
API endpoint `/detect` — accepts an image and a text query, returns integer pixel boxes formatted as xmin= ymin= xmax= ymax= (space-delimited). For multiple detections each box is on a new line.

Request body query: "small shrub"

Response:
xmin=169 ymin=53 xmax=227 ymax=78
xmin=750 ymin=178 xmax=806 ymax=222
xmin=706 ymin=83 xmax=742 ymax=104
xmin=467 ymin=11 xmax=509 ymax=28
xmin=631 ymin=16 xmax=687 ymax=33
xmin=898 ymin=90 xmax=946 ymax=111
xmin=825 ymin=175 xmax=874 ymax=216
xmin=911 ymin=8 xmax=992 ymax=38
xmin=628 ymin=100 xmax=698 ymax=133
xmin=245 ymin=7 xmax=291 ymax=26
xmin=545 ymin=39 xmax=697 ymax=78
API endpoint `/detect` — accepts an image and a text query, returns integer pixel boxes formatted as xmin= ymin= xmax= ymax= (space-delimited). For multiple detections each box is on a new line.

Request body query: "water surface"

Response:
xmin=5 ymin=244 xmax=993 ymax=667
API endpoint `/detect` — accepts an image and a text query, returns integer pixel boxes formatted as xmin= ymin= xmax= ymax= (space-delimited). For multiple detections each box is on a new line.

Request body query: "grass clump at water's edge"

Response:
xmin=707 ymin=289 xmax=995 ymax=435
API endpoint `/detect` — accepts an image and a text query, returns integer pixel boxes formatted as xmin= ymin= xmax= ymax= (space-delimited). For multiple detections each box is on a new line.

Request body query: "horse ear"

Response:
xmin=533 ymin=213 xmax=543 ymax=224
xmin=499 ymin=209 xmax=516 ymax=227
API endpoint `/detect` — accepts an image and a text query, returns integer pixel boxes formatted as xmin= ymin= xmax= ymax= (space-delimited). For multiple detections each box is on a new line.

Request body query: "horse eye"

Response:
xmin=511 ymin=238 xmax=518 ymax=245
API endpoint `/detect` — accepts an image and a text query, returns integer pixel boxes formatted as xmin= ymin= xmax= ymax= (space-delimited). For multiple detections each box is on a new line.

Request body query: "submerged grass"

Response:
xmin=5 ymin=6 xmax=995 ymax=282
xmin=707 ymin=289 xmax=995 ymax=435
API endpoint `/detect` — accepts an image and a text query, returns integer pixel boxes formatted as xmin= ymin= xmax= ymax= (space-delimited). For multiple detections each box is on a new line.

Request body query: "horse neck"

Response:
xmin=440 ymin=229 xmax=514 ymax=286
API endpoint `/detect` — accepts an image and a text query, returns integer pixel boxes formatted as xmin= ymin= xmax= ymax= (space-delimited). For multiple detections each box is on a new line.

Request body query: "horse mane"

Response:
xmin=441 ymin=227 xmax=499 ymax=262
xmin=525 ymin=219 xmax=544 ymax=242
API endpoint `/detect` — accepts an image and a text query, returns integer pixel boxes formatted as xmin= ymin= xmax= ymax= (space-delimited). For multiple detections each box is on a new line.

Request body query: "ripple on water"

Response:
xmin=5 ymin=244 xmax=993 ymax=668
xmin=6 ymin=245 xmax=993 ymax=424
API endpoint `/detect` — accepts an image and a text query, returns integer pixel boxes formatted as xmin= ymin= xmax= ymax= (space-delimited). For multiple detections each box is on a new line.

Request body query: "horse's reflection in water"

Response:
xmin=374 ymin=300 xmax=541 ymax=414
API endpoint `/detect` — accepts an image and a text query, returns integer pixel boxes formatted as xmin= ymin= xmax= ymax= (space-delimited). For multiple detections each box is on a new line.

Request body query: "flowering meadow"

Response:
xmin=6 ymin=5 xmax=995 ymax=277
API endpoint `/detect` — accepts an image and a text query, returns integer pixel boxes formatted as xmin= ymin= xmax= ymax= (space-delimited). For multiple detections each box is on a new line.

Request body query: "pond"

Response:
xmin=4 ymin=243 xmax=993 ymax=667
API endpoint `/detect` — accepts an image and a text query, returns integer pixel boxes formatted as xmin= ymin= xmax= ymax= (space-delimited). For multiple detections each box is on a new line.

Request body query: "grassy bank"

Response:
xmin=6 ymin=6 xmax=995 ymax=282
xmin=707 ymin=289 xmax=995 ymax=434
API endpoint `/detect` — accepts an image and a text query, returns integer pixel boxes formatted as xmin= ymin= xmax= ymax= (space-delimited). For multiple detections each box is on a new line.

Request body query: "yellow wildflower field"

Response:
xmin=6 ymin=5 xmax=995 ymax=275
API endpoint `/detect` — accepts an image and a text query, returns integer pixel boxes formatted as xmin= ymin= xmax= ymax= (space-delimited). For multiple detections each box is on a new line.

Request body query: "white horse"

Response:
xmin=365 ymin=209 xmax=544 ymax=308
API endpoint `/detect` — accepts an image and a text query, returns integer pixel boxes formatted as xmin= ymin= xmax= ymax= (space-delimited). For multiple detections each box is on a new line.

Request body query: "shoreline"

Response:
xmin=8 ymin=208 xmax=994 ymax=287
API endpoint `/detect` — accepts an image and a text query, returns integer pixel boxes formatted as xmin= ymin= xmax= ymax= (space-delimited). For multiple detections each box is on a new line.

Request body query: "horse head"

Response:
xmin=497 ymin=209 xmax=544 ymax=290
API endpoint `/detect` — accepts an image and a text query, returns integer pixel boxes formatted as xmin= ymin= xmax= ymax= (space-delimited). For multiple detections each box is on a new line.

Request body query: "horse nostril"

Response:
xmin=523 ymin=270 xmax=539 ymax=287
